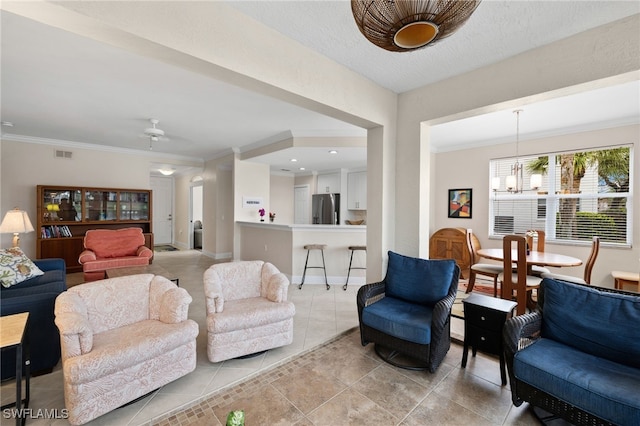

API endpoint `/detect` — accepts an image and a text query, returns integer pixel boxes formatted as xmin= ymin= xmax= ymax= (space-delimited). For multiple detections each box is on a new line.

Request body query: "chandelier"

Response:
xmin=351 ymin=0 xmax=482 ymax=52
xmin=503 ymin=109 xmax=542 ymax=193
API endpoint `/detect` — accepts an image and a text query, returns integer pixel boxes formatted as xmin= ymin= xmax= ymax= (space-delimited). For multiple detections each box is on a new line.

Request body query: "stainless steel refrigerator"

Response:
xmin=312 ymin=193 xmax=340 ymax=224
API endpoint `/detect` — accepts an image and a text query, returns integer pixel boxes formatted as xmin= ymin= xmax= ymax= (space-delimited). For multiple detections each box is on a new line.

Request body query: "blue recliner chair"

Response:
xmin=357 ymin=251 xmax=460 ymax=372
xmin=1 ymin=258 xmax=67 ymax=380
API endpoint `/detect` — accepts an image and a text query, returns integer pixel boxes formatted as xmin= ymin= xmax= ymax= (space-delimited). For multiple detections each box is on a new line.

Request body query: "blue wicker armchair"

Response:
xmin=504 ymin=278 xmax=640 ymax=425
xmin=357 ymin=251 xmax=460 ymax=372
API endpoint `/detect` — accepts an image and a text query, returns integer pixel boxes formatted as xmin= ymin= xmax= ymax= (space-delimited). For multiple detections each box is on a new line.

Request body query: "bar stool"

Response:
xmin=299 ymin=244 xmax=330 ymax=290
xmin=343 ymin=245 xmax=366 ymax=291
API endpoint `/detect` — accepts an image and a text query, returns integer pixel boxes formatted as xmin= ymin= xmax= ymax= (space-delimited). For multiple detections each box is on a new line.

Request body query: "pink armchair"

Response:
xmin=55 ymin=274 xmax=198 ymax=425
xmin=78 ymin=228 xmax=153 ymax=281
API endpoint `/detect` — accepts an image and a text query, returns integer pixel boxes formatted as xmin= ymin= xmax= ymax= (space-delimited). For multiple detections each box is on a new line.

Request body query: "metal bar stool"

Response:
xmin=343 ymin=245 xmax=366 ymax=290
xmin=299 ymin=244 xmax=330 ymax=290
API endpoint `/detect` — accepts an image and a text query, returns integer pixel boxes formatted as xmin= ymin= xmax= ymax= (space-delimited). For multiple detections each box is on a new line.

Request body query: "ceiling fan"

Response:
xmin=140 ymin=118 xmax=169 ymax=149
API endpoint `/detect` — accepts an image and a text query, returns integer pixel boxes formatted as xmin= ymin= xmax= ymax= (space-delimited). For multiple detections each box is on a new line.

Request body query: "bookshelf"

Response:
xmin=36 ymin=185 xmax=153 ymax=273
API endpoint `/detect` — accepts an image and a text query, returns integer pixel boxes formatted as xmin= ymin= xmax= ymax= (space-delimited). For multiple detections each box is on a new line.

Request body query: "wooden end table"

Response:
xmin=105 ymin=264 xmax=179 ymax=286
xmin=1 ymin=312 xmax=30 ymax=426
xmin=611 ymin=270 xmax=639 ymax=292
xmin=461 ymin=293 xmax=517 ymax=386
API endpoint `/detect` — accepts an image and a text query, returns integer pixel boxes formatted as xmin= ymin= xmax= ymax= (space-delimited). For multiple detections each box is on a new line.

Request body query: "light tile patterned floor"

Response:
xmin=1 ymin=250 xmax=538 ymax=425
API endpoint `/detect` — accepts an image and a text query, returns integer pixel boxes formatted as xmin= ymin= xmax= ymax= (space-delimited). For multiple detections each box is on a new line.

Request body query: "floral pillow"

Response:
xmin=0 ymin=247 xmax=44 ymax=288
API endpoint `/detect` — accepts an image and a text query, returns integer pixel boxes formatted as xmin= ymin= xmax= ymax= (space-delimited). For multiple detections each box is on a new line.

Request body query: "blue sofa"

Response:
xmin=1 ymin=258 xmax=67 ymax=380
xmin=504 ymin=278 xmax=640 ymax=425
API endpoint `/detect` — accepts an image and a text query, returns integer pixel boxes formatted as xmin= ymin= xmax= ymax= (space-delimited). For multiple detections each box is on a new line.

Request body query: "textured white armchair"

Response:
xmin=54 ymin=274 xmax=198 ymax=425
xmin=204 ymin=260 xmax=295 ymax=363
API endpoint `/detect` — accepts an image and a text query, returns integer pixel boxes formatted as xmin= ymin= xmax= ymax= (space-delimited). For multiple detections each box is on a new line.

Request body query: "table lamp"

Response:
xmin=0 ymin=208 xmax=35 ymax=247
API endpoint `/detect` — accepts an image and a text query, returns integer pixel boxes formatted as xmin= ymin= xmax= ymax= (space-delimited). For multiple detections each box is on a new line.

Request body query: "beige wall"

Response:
xmin=0 ymin=140 xmax=156 ymax=257
xmin=396 ymin=14 xmax=640 ymax=263
xmin=270 ymin=174 xmax=294 ymax=224
xmin=432 ymin=125 xmax=640 ymax=286
xmin=5 ymin=0 xmax=398 ymax=285
xmin=1 ymin=4 xmax=638 ymax=285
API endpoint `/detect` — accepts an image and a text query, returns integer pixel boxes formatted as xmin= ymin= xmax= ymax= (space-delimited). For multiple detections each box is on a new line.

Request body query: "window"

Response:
xmin=489 ymin=145 xmax=632 ymax=245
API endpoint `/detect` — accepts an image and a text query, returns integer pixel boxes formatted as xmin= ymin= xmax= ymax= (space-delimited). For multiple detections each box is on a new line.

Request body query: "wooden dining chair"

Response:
xmin=464 ymin=228 xmax=503 ymax=297
xmin=525 ymin=230 xmax=551 ymax=276
xmin=542 ymin=236 xmax=600 ymax=285
xmin=500 ymin=235 xmax=542 ymax=315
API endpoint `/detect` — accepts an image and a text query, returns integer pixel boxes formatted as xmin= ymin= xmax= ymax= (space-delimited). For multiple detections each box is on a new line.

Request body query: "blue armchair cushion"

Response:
xmin=385 ymin=251 xmax=455 ymax=305
xmin=514 ymin=338 xmax=640 ymax=426
xmin=541 ymin=278 xmax=640 ymax=369
xmin=362 ymin=297 xmax=433 ymax=344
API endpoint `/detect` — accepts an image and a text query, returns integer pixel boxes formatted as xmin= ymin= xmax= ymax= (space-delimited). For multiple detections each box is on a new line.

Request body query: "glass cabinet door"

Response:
xmin=120 ymin=191 xmax=150 ymax=221
xmin=84 ymin=190 xmax=117 ymax=221
xmin=42 ymin=188 xmax=82 ymax=222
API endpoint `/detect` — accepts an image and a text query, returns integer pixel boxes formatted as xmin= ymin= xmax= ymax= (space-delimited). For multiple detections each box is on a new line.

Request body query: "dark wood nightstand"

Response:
xmin=461 ymin=293 xmax=517 ymax=385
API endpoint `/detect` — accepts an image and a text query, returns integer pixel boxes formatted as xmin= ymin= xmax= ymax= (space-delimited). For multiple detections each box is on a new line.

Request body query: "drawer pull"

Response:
xmin=480 ymin=336 xmax=486 ymax=341
xmin=480 ymin=316 xmax=486 ymax=321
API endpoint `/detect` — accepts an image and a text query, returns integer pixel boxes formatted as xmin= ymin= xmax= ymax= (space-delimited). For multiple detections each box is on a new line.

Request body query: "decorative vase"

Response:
xmin=269 ymin=217 xmax=274 ymax=223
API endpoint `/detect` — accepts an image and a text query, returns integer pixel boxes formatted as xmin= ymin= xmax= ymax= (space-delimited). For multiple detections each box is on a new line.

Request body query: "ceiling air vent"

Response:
xmin=54 ymin=150 xmax=73 ymax=159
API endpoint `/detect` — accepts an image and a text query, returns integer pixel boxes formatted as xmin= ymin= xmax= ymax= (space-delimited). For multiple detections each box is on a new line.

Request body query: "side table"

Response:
xmin=461 ymin=293 xmax=517 ymax=386
xmin=1 ymin=312 xmax=30 ymax=426
xmin=611 ymin=270 xmax=640 ymax=292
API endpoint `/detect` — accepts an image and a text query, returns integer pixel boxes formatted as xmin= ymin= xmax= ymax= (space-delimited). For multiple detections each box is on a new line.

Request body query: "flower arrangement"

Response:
xmin=269 ymin=212 xmax=276 ymax=220
xmin=258 ymin=208 xmax=265 ymax=221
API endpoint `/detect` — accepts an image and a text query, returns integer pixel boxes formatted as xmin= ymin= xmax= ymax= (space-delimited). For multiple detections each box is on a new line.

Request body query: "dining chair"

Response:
xmin=500 ymin=234 xmax=542 ymax=315
xmin=464 ymin=228 xmax=503 ymax=297
xmin=541 ymin=236 xmax=600 ymax=285
xmin=525 ymin=230 xmax=551 ymax=277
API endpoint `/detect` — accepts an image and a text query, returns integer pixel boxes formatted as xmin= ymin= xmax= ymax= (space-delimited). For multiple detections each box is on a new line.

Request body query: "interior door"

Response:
xmin=151 ymin=176 xmax=173 ymax=245
xmin=294 ymin=185 xmax=310 ymax=224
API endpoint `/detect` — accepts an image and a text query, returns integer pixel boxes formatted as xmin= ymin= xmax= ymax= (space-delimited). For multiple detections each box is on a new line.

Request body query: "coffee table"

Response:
xmin=105 ymin=264 xmax=179 ymax=286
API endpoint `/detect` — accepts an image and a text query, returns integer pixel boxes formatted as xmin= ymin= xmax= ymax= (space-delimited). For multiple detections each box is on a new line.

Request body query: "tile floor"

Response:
xmin=0 ymin=250 xmax=539 ymax=425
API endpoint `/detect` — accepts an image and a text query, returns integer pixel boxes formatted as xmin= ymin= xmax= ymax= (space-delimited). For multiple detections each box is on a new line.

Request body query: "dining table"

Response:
xmin=476 ymin=248 xmax=583 ymax=271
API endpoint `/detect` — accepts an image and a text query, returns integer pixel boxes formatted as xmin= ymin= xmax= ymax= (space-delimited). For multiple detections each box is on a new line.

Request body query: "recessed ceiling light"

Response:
xmin=299 ymin=167 xmax=305 ymax=171
xmin=1 ymin=121 xmax=14 ymax=127
xmin=159 ymin=168 xmax=175 ymax=176
xmin=329 ymin=150 xmax=338 ymax=154
xmin=290 ymin=158 xmax=298 ymax=162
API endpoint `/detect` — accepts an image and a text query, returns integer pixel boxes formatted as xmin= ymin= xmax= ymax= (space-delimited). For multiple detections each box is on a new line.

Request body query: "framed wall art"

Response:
xmin=448 ymin=188 xmax=472 ymax=218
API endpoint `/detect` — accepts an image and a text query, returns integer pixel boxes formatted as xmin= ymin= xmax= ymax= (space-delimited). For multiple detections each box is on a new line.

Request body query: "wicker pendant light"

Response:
xmin=351 ymin=0 xmax=482 ymax=52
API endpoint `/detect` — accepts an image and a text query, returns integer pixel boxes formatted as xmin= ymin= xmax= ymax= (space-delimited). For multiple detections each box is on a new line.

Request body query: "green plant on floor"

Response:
xmin=226 ymin=410 xmax=245 ymax=426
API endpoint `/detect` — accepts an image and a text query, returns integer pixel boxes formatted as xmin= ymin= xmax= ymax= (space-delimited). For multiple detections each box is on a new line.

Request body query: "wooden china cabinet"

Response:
xmin=36 ymin=185 xmax=153 ymax=273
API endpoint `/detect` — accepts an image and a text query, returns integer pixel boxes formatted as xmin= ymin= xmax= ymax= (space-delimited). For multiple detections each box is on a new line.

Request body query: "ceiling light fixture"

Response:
xmin=329 ymin=150 xmax=338 ymax=154
xmin=159 ymin=168 xmax=175 ymax=176
xmin=290 ymin=158 xmax=298 ymax=162
xmin=506 ymin=110 xmax=524 ymax=193
xmin=351 ymin=0 xmax=482 ymax=52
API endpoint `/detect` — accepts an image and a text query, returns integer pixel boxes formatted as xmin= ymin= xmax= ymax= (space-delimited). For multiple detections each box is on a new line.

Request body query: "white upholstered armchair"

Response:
xmin=54 ymin=274 xmax=199 ymax=425
xmin=204 ymin=261 xmax=295 ymax=362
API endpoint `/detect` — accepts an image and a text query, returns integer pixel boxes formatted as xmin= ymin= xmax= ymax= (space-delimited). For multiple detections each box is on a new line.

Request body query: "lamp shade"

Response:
xmin=351 ymin=0 xmax=482 ymax=52
xmin=491 ymin=177 xmax=501 ymax=191
xmin=0 ymin=208 xmax=34 ymax=234
xmin=530 ymin=174 xmax=542 ymax=190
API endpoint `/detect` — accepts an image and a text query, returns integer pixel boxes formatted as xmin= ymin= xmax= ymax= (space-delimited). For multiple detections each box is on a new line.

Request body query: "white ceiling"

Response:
xmin=1 ymin=1 xmax=639 ymax=175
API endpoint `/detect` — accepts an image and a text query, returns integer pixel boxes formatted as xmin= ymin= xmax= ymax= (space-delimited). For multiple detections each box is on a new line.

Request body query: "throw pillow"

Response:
xmin=385 ymin=251 xmax=457 ymax=305
xmin=0 ymin=247 xmax=44 ymax=288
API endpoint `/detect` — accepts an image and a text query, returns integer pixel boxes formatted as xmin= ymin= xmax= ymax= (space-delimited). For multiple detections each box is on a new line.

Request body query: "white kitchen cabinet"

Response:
xmin=316 ymin=172 xmax=340 ymax=193
xmin=347 ymin=171 xmax=367 ymax=210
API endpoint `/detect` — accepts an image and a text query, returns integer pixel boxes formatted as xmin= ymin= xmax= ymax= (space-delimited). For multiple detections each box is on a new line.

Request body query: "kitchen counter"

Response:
xmin=237 ymin=221 xmax=367 ymax=286
xmin=237 ymin=221 xmax=366 ymax=230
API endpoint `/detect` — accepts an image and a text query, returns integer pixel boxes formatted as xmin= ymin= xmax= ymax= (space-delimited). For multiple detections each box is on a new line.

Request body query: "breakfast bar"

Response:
xmin=237 ymin=221 xmax=366 ymax=286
